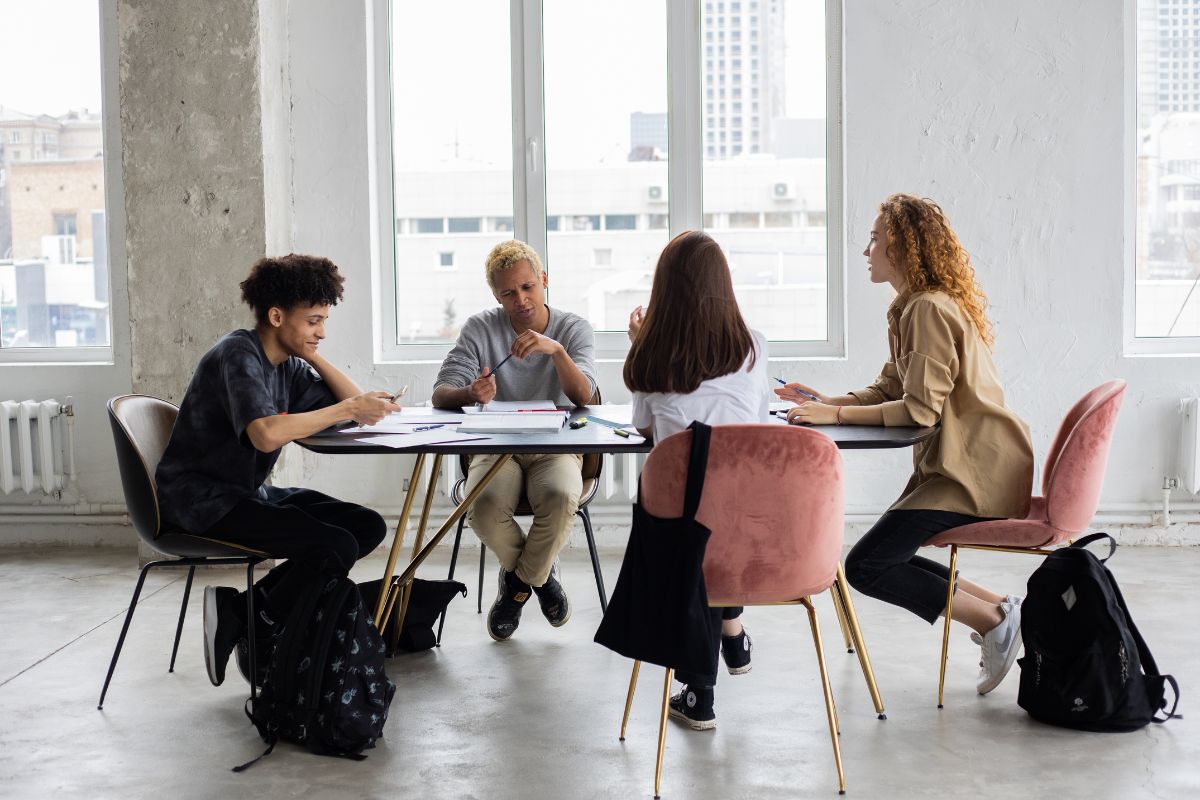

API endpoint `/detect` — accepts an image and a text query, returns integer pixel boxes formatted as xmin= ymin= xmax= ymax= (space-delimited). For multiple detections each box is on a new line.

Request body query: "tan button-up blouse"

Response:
xmin=849 ymin=290 xmax=1034 ymax=519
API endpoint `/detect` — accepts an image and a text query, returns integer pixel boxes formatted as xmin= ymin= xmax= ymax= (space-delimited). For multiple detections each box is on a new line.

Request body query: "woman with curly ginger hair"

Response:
xmin=776 ymin=194 xmax=1034 ymax=696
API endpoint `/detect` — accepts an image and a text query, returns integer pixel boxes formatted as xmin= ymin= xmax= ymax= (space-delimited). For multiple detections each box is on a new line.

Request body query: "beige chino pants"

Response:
xmin=465 ymin=452 xmax=583 ymax=587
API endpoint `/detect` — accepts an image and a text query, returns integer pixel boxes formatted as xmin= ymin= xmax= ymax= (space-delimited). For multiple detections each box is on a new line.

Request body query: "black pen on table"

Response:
xmin=412 ymin=424 xmax=445 ymax=432
xmin=773 ymin=377 xmax=819 ymax=401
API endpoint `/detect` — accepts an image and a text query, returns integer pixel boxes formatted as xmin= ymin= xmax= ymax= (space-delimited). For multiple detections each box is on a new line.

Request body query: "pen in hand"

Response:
xmin=773 ymin=377 xmax=819 ymax=401
xmin=389 ymin=385 xmax=409 ymax=403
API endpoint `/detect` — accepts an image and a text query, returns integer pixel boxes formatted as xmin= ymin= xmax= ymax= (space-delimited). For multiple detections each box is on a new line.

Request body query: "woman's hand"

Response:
xmin=786 ymin=401 xmax=839 ymax=426
xmin=628 ymin=306 xmax=645 ymax=341
xmin=773 ymin=382 xmax=830 ymax=405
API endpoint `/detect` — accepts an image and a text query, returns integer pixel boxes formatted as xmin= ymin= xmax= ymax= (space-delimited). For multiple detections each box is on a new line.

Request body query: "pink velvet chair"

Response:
xmin=924 ymin=379 xmax=1128 ymax=707
xmin=620 ymin=424 xmax=868 ymax=797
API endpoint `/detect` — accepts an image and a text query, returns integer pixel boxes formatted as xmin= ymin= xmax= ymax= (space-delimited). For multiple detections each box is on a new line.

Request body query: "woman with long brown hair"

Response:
xmin=777 ymin=194 xmax=1033 ymax=695
xmin=625 ymin=230 xmax=769 ymax=730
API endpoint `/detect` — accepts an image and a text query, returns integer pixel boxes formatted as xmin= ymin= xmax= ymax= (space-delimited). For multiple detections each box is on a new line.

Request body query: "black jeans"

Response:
xmin=676 ymin=606 xmax=743 ymax=688
xmin=845 ymin=509 xmax=991 ymax=625
xmin=204 ymin=486 xmax=387 ymax=624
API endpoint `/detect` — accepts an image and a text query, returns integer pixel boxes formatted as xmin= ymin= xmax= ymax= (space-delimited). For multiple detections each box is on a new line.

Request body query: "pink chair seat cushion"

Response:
xmin=923 ymin=497 xmax=1073 ymax=549
xmin=640 ymin=425 xmax=844 ymax=606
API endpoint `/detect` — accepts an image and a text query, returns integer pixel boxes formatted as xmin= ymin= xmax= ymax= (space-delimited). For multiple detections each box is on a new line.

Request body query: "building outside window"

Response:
xmin=1 ymin=2 xmax=111 ymax=353
xmin=379 ymin=0 xmax=841 ymax=356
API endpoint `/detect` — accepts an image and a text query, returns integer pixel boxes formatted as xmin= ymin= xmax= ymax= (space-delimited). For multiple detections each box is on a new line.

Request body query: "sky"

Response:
xmin=0 ymin=1 xmax=103 ymax=116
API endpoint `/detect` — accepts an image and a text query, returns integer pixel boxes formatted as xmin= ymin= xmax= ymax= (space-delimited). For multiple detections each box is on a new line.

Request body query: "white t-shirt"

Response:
xmin=631 ymin=330 xmax=770 ymax=443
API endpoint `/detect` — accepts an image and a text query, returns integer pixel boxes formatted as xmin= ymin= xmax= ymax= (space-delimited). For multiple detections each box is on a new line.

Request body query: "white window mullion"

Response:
xmin=667 ymin=0 xmax=703 ymax=235
xmin=511 ymin=0 xmax=548 ymax=263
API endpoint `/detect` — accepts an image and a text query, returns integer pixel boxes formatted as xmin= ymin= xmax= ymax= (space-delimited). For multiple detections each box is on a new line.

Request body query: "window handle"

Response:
xmin=526 ymin=136 xmax=540 ymax=174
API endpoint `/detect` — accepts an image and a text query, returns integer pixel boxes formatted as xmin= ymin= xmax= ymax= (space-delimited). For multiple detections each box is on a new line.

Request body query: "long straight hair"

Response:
xmin=624 ymin=230 xmax=756 ymax=394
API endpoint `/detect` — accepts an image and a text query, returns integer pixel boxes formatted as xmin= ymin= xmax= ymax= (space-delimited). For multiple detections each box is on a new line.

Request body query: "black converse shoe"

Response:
xmin=668 ymin=684 xmax=716 ymax=731
xmin=487 ymin=568 xmax=532 ymax=641
xmin=721 ymin=628 xmax=753 ymax=675
xmin=203 ymin=586 xmax=243 ymax=686
xmin=532 ymin=562 xmax=571 ymax=627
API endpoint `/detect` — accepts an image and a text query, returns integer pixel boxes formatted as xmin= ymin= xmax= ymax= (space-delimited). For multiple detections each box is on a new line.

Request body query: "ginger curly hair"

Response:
xmin=879 ymin=194 xmax=994 ymax=348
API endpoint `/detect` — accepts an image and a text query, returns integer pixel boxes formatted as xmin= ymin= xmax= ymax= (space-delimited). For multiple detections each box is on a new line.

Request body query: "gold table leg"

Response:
xmin=394 ymin=454 xmax=444 ymax=637
xmin=835 ymin=563 xmax=886 ymax=719
xmin=373 ymin=454 xmax=426 ymax=628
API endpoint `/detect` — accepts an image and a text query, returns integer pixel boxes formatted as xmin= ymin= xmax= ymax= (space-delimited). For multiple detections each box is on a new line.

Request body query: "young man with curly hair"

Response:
xmin=156 ymin=254 xmax=399 ymax=687
xmin=433 ymin=240 xmax=596 ymax=641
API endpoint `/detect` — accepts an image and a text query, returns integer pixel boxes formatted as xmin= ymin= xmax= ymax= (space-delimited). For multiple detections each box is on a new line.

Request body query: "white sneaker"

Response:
xmin=976 ymin=600 xmax=1022 ymax=695
xmin=1005 ymin=594 xmax=1023 ymax=607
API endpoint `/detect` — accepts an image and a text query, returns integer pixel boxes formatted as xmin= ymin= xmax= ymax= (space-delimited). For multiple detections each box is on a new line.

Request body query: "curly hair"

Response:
xmin=485 ymin=239 xmax=544 ymax=288
xmin=879 ymin=194 xmax=995 ymax=347
xmin=239 ymin=254 xmax=345 ymax=325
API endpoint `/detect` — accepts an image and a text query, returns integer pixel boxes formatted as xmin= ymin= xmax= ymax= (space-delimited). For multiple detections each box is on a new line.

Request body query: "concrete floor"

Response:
xmin=0 ymin=544 xmax=1197 ymax=800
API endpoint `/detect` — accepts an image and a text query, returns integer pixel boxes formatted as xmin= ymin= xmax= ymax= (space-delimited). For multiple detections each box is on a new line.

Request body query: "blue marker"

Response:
xmin=773 ymin=377 xmax=819 ymax=401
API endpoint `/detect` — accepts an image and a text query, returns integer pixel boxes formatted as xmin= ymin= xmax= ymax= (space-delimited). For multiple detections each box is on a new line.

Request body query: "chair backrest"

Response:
xmin=640 ymin=424 xmax=844 ymax=605
xmin=108 ymin=394 xmax=179 ymax=544
xmin=1041 ymin=380 xmax=1127 ymax=534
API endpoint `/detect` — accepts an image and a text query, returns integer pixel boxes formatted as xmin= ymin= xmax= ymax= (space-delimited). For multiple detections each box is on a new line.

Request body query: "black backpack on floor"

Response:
xmin=234 ymin=567 xmax=396 ymax=770
xmin=1016 ymin=533 xmax=1181 ymax=732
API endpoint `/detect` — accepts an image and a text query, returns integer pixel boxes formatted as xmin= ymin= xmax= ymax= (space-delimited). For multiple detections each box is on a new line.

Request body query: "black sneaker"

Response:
xmin=233 ymin=622 xmax=274 ymax=690
xmin=668 ymin=684 xmax=716 ymax=731
xmin=532 ymin=562 xmax=571 ymax=627
xmin=487 ymin=568 xmax=531 ymax=641
xmin=721 ymin=628 xmax=753 ymax=675
xmin=203 ymin=586 xmax=243 ymax=686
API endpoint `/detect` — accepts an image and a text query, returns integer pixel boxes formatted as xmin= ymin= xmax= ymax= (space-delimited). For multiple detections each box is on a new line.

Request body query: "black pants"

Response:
xmin=204 ymin=486 xmax=387 ymax=625
xmin=845 ymin=509 xmax=991 ymax=625
xmin=676 ymin=606 xmax=743 ymax=687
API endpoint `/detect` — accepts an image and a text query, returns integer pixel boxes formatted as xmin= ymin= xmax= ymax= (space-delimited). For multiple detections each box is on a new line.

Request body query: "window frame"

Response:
xmin=1126 ymin=0 xmax=1200 ymax=356
xmin=0 ymin=0 xmax=124 ymax=365
xmin=371 ymin=0 xmax=844 ymax=363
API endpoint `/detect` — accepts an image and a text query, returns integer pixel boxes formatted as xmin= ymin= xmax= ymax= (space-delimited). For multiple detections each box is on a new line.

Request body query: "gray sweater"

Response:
xmin=435 ymin=306 xmax=596 ymax=406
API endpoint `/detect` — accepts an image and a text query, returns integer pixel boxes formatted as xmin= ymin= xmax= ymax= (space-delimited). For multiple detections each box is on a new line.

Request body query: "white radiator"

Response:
xmin=0 ymin=399 xmax=71 ymax=495
xmin=1182 ymin=398 xmax=1200 ymax=495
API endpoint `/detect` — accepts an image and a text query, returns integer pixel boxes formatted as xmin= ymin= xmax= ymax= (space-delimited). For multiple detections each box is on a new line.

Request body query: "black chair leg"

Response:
xmin=436 ymin=516 xmax=468 ymax=646
xmin=477 ymin=540 xmax=488 ymax=614
xmin=98 ymin=560 xmax=159 ymax=710
xmin=168 ymin=566 xmax=196 ymax=673
xmin=245 ymin=560 xmax=258 ymax=703
xmin=579 ymin=508 xmax=607 ymax=613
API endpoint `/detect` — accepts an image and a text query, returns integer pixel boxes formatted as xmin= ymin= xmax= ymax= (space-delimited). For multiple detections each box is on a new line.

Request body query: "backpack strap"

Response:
xmin=1106 ymin=567 xmax=1183 ymax=723
xmin=681 ymin=421 xmax=713 ymax=522
xmin=1070 ymin=532 xmax=1117 ymax=562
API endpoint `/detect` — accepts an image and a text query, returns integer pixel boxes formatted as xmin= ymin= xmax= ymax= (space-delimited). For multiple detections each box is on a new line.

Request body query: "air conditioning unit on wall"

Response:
xmin=647 ymin=185 xmax=665 ymax=203
xmin=772 ymin=181 xmax=795 ymax=200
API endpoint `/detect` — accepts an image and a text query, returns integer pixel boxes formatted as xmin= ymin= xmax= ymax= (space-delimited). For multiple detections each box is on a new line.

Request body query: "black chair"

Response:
xmin=99 ymin=394 xmax=267 ymax=709
xmin=436 ymin=415 xmax=608 ymax=644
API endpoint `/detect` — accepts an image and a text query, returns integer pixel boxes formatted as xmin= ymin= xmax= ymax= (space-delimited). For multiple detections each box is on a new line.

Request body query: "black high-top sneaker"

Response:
xmin=487 ymin=568 xmax=532 ymax=641
xmin=668 ymin=683 xmax=716 ymax=731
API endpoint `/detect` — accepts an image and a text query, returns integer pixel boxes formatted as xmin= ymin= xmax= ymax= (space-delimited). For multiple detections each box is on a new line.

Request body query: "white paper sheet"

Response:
xmin=353 ymin=431 xmax=489 ymax=449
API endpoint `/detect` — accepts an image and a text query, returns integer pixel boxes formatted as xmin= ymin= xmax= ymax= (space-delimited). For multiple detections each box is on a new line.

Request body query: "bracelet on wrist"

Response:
xmin=836 ymin=405 xmax=844 ymax=425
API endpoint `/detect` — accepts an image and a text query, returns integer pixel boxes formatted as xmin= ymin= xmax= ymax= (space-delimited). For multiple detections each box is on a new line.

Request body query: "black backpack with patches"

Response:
xmin=235 ymin=568 xmax=396 ymax=770
xmin=1016 ymin=534 xmax=1180 ymax=732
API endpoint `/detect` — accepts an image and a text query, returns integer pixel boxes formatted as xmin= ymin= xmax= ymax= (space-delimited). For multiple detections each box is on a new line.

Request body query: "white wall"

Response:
xmin=5 ymin=0 xmax=1199 ymax=543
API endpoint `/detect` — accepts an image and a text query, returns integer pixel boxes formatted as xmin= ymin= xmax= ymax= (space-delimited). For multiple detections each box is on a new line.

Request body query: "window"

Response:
xmin=376 ymin=0 xmax=842 ymax=359
xmin=437 ymin=251 xmax=455 ymax=270
xmin=1 ymin=1 xmax=113 ymax=355
xmin=1131 ymin=0 xmax=1200 ymax=351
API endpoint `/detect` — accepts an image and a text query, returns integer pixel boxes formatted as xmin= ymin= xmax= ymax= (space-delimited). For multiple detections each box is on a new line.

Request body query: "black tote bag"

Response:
xmin=594 ymin=421 xmax=720 ymax=677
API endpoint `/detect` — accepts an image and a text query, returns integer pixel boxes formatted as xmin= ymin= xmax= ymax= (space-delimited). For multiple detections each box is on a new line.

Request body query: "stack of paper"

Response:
xmin=457 ymin=413 xmax=565 ymax=435
xmin=466 ymin=400 xmax=561 ymax=414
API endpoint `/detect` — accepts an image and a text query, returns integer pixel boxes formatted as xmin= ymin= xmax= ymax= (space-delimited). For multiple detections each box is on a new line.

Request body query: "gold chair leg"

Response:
xmin=620 ymin=660 xmax=641 ymax=741
xmin=803 ymin=596 xmax=846 ymax=795
xmin=654 ymin=667 xmax=673 ymax=799
xmin=395 ymin=455 xmax=443 ymax=637
xmin=835 ymin=564 xmax=886 ymax=719
xmin=373 ymin=454 xmax=426 ymax=627
xmin=938 ymin=545 xmax=958 ymax=709
xmin=831 ymin=578 xmax=855 ymax=653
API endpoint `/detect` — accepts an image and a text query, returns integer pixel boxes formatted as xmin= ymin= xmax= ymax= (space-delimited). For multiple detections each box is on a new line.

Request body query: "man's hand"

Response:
xmin=344 ymin=391 xmax=401 ymax=426
xmin=774 ymin=382 xmax=830 ymax=405
xmin=511 ymin=329 xmax=563 ymax=359
xmin=786 ymin=401 xmax=839 ymax=426
xmin=469 ymin=369 xmax=498 ymax=404
xmin=628 ymin=306 xmax=645 ymax=341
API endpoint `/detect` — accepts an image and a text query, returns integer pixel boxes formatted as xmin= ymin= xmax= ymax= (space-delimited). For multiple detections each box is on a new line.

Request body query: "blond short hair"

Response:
xmin=485 ymin=239 xmax=544 ymax=288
